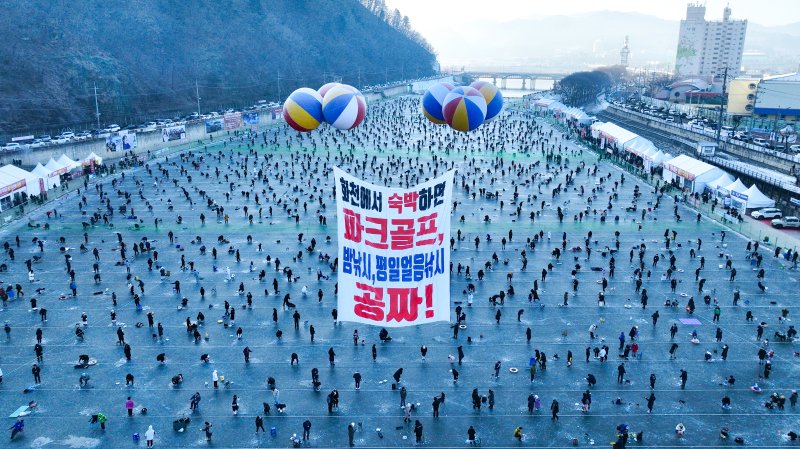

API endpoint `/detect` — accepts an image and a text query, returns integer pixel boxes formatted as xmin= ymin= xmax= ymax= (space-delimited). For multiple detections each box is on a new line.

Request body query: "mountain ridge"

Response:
xmin=0 ymin=0 xmax=436 ymax=135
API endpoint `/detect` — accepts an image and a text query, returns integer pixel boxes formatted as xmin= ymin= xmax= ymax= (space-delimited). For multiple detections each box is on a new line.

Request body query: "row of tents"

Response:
xmin=662 ymin=155 xmax=775 ymax=210
xmin=529 ymin=94 xmax=778 ymax=212
xmin=587 ymin=120 xmax=776 ymax=211
xmin=0 ymin=153 xmax=103 ymax=211
xmin=590 ymin=121 xmax=672 ymax=171
xmin=532 ymin=98 xmax=594 ymax=125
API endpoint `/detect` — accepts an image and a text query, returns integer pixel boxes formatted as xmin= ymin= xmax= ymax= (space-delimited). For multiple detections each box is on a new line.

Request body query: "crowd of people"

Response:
xmin=0 ymin=96 xmax=797 ymax=447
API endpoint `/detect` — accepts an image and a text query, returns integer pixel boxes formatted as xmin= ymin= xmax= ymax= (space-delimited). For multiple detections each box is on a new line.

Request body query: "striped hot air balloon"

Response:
xmin=421 ymin=82 xmax=455 ymax=124
xmin=317 ymin=82 xmax=341 ymax=99
xmin=470 ymin=81 xmax=504 ymax=121
xmin=282 ymin=88 xmax=324 ymax=132
xmin=322 ymin=84 xmax=367 ymax=130
xmin=442 ymin=86 xmax=487 ymax=132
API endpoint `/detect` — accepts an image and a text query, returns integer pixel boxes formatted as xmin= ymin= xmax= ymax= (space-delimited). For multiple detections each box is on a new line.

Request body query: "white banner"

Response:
xmin=334 ymin=167 xmax=453 ymax=327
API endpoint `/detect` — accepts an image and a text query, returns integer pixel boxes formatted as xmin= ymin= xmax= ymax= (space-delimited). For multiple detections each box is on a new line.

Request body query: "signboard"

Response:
xmin=162 ymin=125 xmax=186 ymax=142
xmin=38 ymin=178 xmax=45 ymax=195
xmin=790 ymin=197 xmax=800 ymax=207
xmin=665 ymin=163 xmax=696 ymax=181
xmin=12 ymin=135 xmax=34 ymax=142
xmin=334 ymin=167 xmax=453 ymax=327
xmin=243 ymin=112 xmax=259 ymax=125
xmin=271 ymin=107 xmax=283 ymax=120
xmin=0 ymin=178 xmax=26 ymax=197
xmin=205 ymin=118 xmax=223 ymax=134
xmin=730 ymin=191 xmax=749 ymax=201
xmin=224 ymin=112 xmax=242 ymax=130
xmin=106 ymin=130 xmax=137 ymax=152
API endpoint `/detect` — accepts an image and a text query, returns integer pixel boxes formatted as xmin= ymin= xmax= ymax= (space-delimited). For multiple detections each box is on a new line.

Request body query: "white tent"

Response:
xmin=590 ymin=121 xmax=606 ymax=138
xmin=707 ymin=173 xmax=735 ymax=191
xmin=662 ymin=154 xmax=728 ymax=193
xmin=45 ymin=158 xmax=69 ymax=176
xmin=643 ymin=149 xmax=670 ymax=170
xmin=739 ymin=184 xmax=775 ymax=209
xmin=0 ymin=170 xmax=27 ymax=210
xmin=564 ymin=107 xmax=592 ymax=125
xmin=57 ymin=154 xmax=81 ymax=170
xmin=32 ymin=163 xmax=61 ymax=190
xmin=594 ymin=122 xmax=638 ymax=149
xmin=534 ymin=98 xmax=556 ymax=109
xmin=83 ymin=152 xmax=103 ymax=165
xmin=722 ymin=178 xmax=748 ymax=195
xmin=623 ymin=136 xmax=658 ymax=157
xmin=0 ymin=165 xmax=39 ymax=196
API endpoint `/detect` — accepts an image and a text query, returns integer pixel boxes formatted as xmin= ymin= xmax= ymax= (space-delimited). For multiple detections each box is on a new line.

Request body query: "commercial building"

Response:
xmin=726 ymin=77 xmax=760 ymax=116
xmin=753 ymin=73 xmax=800 ymax=122
xmin=675 ymin=4 xmax=747 ymax=79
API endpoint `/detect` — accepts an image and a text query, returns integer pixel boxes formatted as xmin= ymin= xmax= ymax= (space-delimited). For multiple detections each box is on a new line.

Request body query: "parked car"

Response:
xmin=752 ymin=137 xmax=768 ymax=147
xmin=2 ymin=142 xmax=21 ymax=151
xmin=772 ymin=216 xmax=800 ymax=229
xmin=39 ymin=135 xmax=52 ymax=143
xmin=142 ymin=122 xmax=157 ymax=131
xmin=76 ymin=131 xmax=93 ymax=140
xmin=789 ymin=144 xmax=800 ymax=153
xmin=665 ymin=117 xmax=675 ymax=123
xmin=751 ymin=208 xmax=783 ymax=219
xmin=92 ymin=129 xmax=111 ymax=139
xmin=107 ymin=124 xmax=120 ymax=132
xmin=59 ymin=132 xmax=76 ymax=140
xmin=31 ymin=139 xmax=47 ymax=148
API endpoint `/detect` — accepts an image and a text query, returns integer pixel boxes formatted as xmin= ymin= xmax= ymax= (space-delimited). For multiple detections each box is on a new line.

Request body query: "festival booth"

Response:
xmin=82 ymin=152 xmax=103 ymax=174
xmin=644 ymin=150 xmax=670 ymax=171
xmin=566 ymin=108 xmax=592 ymax=125
xmin=730 ymin=184 xmax=776 ymax=212
xmin=623 ymin=136 xmax=657 ymax=158
xmin=533 ymin=98 xmax=556 ymax=112
xmin=707 ymin=173 xmax=735 ymax=192
xmin=0 ymin=165 xmax=39 ymax=197
xmin=31 ymin=163 xmax=61 ymax=191
xmin=548 ymin=102 xmax=568 ymax=119
xmin=0 ymin=170 xmax=27 ymax=211
xmin=57 ymin=154 xmax=83 ymax=179
xmin=83 ymin=152 xmax=103 ymax=166
xmin=717 ymin=178 xmax=747 ymax=207
xmin=44 ymin=158 xmax=70 ymax=179
xmin=662 ymin=154 xmax=728 ymax=193
xmin=593 ymin=122 xmax=637 ymax=154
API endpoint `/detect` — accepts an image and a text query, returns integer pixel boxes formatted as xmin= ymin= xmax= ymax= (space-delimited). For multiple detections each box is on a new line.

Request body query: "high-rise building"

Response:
xmin=675 ymin=4 xmax=747 ymax=79
xmin=620 ymin=36 xmax=630 ymax=67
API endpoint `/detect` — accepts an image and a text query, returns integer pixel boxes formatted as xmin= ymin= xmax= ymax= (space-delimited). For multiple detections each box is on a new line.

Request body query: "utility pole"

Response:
xmin=715 ymin=66 xmax=729 ymax=148
xmin=195 ymin=80 xmax=201 ymax=116
xmin=93 ymin=82 xmax=101 ymax=129
xmin=277 ymin=70 xmax=281 ymax=102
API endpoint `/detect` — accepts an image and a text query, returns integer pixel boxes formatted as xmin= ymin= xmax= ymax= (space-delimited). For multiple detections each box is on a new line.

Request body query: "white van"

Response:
xmin=752 ymin=138 xmax=768 ymax=147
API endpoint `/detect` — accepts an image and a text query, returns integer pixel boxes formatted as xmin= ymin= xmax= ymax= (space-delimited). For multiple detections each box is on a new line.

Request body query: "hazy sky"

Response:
xmin=386 ymin=0 xmax=800 ymax=29
xmin=385 ymin=0 xmax=799 ymax=68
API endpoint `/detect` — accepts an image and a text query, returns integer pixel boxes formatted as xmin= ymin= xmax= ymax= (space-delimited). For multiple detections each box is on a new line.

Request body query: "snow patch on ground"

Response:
xmin=30 ymin=436 xmax=53 ymax=447
xmin=62 ymin=435 xmax=101 ymax=448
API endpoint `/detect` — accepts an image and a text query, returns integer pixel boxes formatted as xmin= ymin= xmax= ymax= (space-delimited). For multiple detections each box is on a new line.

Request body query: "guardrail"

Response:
xmin=609 ymin=105 xmax=798 ymax=163
xmin=709 ymin=157 xmax=800 ymax=195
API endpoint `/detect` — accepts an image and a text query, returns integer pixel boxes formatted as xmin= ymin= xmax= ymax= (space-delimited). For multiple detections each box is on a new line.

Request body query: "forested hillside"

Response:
xmin=0 ymin=0 xmax=437 ymax=134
